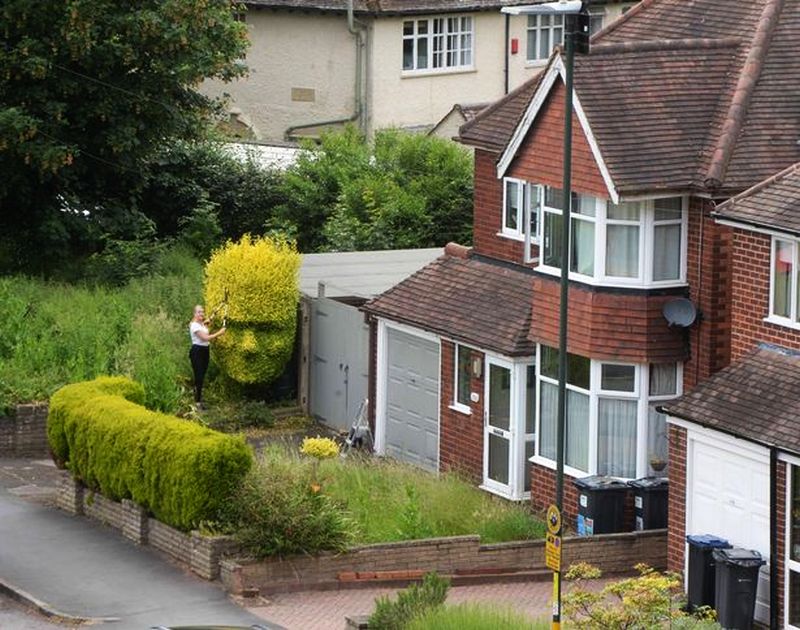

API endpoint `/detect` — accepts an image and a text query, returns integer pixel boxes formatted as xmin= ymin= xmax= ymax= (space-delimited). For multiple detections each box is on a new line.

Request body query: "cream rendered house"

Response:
xmin=204 ymin=0 xmax=635 ymax=141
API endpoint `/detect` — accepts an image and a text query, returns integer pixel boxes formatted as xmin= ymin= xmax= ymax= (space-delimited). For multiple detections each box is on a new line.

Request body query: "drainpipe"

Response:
xmin=284 ymin=0 xmax=366 ymax=140
xmin=504 ymin=13 xmax=510 ymax=94
xmin=770 ymin=447 xmax=778 ymax=630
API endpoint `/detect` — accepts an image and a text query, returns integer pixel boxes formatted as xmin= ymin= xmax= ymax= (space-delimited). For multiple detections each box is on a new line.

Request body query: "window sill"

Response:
xmin=448 ymin=403 xmax=472 ymax=416
xmin=479 ymin=484 xmax=528 ymax=502
xmin=530 ymin=455 xmax=589 ymax=480
xmin=401 ymin=66 xmax=476 ymax=79
xmin=763 ymin=315 xmax=800 ymax=331
xmin=524 ymin=59 xmax=549 ymax=68
xmin=496 ymin=231 xmax=539 ymax=245
xmin=536 ymin=264 xmax=688 ymax=291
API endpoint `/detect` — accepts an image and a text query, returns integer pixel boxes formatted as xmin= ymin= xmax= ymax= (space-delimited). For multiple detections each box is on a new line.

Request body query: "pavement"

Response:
xmin=0 ymin=457 xmax=277 ymax=630
xmin=0 ymin=457 xmax=614 ymax=630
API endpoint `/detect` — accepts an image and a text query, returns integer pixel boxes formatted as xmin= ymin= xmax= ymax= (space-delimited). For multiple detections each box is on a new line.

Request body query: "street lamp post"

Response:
xmin=501 ymin=3 xmax=589 ymax=628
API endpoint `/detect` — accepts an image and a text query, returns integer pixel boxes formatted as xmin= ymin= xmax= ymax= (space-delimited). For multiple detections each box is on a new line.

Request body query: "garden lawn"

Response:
xmin=316 ymin=453 xmax=546 ymax=544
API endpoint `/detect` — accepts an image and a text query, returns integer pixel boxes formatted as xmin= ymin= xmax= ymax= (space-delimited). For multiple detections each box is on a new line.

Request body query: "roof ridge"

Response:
xmin=704 ymin=0 xmax=787 ymax=191
xmin=713 ymin=161 xmax=800 ymax=214
xmin=590 ymin=36 xmax=741 ymax=55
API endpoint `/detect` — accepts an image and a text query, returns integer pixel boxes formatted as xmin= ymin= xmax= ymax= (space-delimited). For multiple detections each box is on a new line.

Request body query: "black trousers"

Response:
xmin=189 ymin=344 xmax=210 ymax=402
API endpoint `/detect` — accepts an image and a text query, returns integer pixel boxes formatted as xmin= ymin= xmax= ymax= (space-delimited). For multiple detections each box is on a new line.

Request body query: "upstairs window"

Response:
xmin=539 ymin=191 xmax=687 ymax=288
xmin=527 ymin=14 xmax=563 ymax=62
xmin=403 ymin=16 xmax=473 ymax=72
xmin=502 ymin=178 xmax=541 ymax=247
xmin=770 ymin=237 xmax=800 ymax=324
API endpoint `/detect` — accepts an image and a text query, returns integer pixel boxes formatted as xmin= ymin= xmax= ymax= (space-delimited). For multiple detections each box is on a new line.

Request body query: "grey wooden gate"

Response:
xmin=310 ymin=297 xmax=369 ymax=431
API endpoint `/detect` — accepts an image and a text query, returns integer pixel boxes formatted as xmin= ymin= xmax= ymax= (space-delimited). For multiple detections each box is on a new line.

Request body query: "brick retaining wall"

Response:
xmin=58 ymin=477 xmax=238 ymax=580
xmin=0 ymin=404 xmax=49 ymax=457
xmin=221 ymin=529 xmax=667 ymax=595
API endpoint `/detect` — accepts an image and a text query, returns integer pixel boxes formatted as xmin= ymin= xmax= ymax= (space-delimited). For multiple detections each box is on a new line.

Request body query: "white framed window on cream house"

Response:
xmin=527 ymin=14 xmax=563 ymax=63
xmin=402 ymin=16 xmax=473 ymax=73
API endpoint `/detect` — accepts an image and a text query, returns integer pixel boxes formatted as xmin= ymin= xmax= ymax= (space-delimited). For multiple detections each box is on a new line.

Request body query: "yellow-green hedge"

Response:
xmin=48 ymin=376 xmax=253 ymax=531
xmin=204 ymin=234 xmax=300 ymax=384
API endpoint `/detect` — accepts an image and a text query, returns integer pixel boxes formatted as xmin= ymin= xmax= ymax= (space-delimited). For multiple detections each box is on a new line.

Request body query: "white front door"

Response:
xmin=484 ymin=358 xmax=514 ymax=495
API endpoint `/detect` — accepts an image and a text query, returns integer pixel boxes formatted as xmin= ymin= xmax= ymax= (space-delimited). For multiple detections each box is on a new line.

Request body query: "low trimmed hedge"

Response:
xmin=48 ymin=376 xmax=253 ymax=531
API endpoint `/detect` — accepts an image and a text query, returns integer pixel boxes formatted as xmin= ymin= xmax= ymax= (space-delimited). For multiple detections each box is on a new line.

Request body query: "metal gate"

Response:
xmin=310 ymin=297 xmax=369 ymax=431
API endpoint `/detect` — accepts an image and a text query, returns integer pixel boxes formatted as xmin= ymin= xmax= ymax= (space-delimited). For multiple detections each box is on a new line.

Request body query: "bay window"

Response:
xmin=539 ymin=188 xmax=687 ymax=287
xmin=770 ymin=237 xmax=800 ymax=325
xmin=535 ymin=345 xmax=681 ymax=479
xmin=403 ymin=16 xmax=473 ymax=73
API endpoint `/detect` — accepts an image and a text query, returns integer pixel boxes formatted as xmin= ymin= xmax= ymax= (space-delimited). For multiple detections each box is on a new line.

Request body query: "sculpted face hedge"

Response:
xmin=204 ymin=235 xmax=300 ymax=385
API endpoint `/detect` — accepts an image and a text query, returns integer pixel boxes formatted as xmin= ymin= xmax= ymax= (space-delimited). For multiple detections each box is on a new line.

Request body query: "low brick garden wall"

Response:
xmin=58 ymin=476 xmax=238 ymax=580
xmin=222 ymin=528 xmax=667 ymax=595
xmin=0 ymin=404 xmax=49 ymax=457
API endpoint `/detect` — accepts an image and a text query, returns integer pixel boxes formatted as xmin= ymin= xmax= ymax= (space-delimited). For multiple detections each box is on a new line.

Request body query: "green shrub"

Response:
xmin=406 ymin=603 xmax=546 ymax=630
xmin=225 ymin=449 xmax=354 ymax=557
xmin=199 ymin=399 xmax=276 ymax=431
xmin=48 ymin=376 xmax=253 ymax=530
xmin=369 ymin=572 xmax=450 ymax=630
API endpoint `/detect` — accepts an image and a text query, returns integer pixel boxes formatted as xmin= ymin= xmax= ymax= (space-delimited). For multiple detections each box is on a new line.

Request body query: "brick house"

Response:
xmin=662 ymin=163 xmax=800 ymax=627
xmin=363 ymin=0 xmax=800 ymax=612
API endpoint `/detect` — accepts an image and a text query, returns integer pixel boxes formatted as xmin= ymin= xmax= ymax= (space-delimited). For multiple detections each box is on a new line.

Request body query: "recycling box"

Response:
xmin=573 ymin=475 xmax=629 ymax=536
xmin=686 ymin=534 xmax=731 ymax=610
xmin=628 ymin=476 xmax=669 ymax=530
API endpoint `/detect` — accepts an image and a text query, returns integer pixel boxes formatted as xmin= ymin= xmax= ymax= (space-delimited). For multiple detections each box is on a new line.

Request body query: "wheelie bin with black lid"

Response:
xmin=573 ymin=475 xmax=629 ymax=535
xmin=712 ymin=547 xmax=765 ymax=630
xmin=628 ymin=476 xmax=669 ymax=530
xmin=686 ymin=534 xmax=731 ymax=610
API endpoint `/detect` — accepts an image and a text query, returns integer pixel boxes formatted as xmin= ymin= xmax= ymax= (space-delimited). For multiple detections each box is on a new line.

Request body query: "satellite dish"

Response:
xmin=662 ymin=298 xmax=698 ymax=328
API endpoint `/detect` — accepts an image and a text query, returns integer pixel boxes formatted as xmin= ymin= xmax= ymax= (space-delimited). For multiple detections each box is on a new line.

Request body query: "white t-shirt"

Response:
xmin=190 ymin=321 xmax=210 ymax=347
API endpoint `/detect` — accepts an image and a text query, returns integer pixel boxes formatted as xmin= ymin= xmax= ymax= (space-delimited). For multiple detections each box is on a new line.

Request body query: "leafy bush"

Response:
xmin=225 ymin=449 xmax=354 ymax=557
xmin=204 ymin=234 xmax=300 ymax=385
xmin=369 ymin=572 xmax=450 ymax=630
xmin=406 ymin=603 xmax=546 ymax=630
xmin=563 ymin=563 xmax=720 ymax=629
xmin=48 ymin=376 xmax=253 ymax=530
xmin=272 ymin=126 xmax=473 ymax=252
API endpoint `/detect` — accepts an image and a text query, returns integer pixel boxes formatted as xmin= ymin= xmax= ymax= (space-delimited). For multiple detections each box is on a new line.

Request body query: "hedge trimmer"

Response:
xmin=204 ymin=287 xmax=229 ymax=327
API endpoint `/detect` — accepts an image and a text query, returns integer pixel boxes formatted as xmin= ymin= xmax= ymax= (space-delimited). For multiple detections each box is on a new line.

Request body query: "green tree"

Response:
xmin=272 ymin=126 xmax=473 ymax=253
xmin=0 ymin=0 xmax=249 ymax=272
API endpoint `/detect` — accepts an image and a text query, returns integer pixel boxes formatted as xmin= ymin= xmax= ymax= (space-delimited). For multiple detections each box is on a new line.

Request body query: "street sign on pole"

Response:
xmin=545 ymin=532 xmax=562 ymax=572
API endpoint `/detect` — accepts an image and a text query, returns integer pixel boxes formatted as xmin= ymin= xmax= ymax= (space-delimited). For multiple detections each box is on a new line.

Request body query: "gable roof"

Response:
xmin=713 ymin=162 xmax=800 ymax=236
xmin=663 ymin=345 xmax=800 ymax=457
xmin=461 ymin=0 xmax=800 ymax=197
xmin=244 ymin=0 xmax=539 ymax=14
xmin=362 ymin=251 xmax=536 ymax=356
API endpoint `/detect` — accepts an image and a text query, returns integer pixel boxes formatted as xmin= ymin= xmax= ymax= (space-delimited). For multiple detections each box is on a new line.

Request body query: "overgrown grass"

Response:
xmin=239 ymin=447 xmax=546 ymax=548
xmin=406 ymin=603 xmax=548 ymax=630
xmin=0 ymin=247 xmax=203 ymax=414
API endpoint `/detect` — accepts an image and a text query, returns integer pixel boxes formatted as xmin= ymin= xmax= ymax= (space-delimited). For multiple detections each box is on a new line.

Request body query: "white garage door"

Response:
xmin=687 ymin=430 xmax=770 ymax=622
xmin=384 ymin=327 xmax=440 ymax=472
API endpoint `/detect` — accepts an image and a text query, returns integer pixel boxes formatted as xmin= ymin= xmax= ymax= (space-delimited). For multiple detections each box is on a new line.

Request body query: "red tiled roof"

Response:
xmin=244 ymin=0 xmax=539 ymax=14
xmin=663 ymin=345 xmax=800 ymax=457
xmin=713 ymin=162 xmax=800 ymax=235
xmin=460 ymin=0 xmax=800 ymax=197
xmin=362 ymin=252 xmax=536 ymax=356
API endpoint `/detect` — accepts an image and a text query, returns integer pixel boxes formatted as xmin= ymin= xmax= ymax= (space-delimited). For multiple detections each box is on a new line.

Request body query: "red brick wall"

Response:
xmin=530 ymin=275 xmax=688 ymax=363
xmin=507 ymin=80 xmax=609 ymax=200
xmin=684 ymin=197 xmax=733 ymax=389
xmin=666 ymin=424 xmax=687 ymax=574
xmin=730 ymin=228 xmax=800 ymax=359
xmin=439 ymin=341 xmax=484 ymax=482
xmin=472 ymin=149 xmax=530 ymax=264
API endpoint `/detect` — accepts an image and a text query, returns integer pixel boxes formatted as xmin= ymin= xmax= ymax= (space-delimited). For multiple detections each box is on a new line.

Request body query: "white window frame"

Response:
xmin=402 ymin=15 xmax=474 ymax=75
xmin=533 ymin=344 xmax=683 ymax=481
xmin=537 ymin=193 xmax=689 ymax=289
xmin=784 ymin=456 xmax=800 ymax=629
xmin=451 ymin=343 xmax=473 ymax=415
xmin=482 ymin=354 xmax=536 ymax=501
xmin=767 ymin=237 xmax=800 ymax=329
xmin=589 ymin=9 xmax=605 ymax=35
xmin=500 ymin=179 xmax=542 ymax=257
xmin=502 ymin=177 xmax=525 ymax=238
xmin=526 ymin=13 xmax=564 ymax=63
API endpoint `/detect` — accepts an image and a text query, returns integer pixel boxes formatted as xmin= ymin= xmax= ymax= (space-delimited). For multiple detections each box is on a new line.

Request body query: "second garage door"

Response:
xmin=384 ymin=327 xmax=440 ymax=472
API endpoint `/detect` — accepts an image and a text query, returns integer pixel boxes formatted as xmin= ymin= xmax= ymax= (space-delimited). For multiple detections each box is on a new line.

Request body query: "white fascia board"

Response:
xmin=715 ymin=217 xmax=800 ymax=240
xmin=496 ymin=55 xmax=619 ymax=204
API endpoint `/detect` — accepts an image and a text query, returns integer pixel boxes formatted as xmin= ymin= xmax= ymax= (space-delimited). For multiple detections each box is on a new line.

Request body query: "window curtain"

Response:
xmin=540 ymin=381 xmax=558 ymax=460
xmin=566 ymin=390 xmax=589 ymax=471
xmin=571 ymin=218 xmax=595 ymax=276
xmin=653 ymin=225 xmax=681 ymax=281
xmin=649 ymin=363 xmax=677 ymax=395
xmin=606 ymin=225 xmax=639 ymax=278
xmin=597 ymin=398 xmax=637 ymax=478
